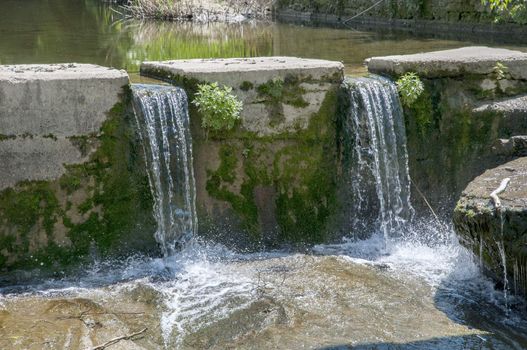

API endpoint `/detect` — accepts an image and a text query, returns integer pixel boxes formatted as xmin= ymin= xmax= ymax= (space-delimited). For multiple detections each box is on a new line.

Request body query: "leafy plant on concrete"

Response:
xmin=192 ymin=82 xmax=243 ymax=132
xmin=493 ymin=61 xmax=509 ymax=80
xmin=396 ymin=72 xmax=424 ymax=107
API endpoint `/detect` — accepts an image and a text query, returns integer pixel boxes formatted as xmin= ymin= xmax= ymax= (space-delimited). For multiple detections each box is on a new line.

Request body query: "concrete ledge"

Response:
xmin=0 ymin=63 xmax=129 ymax=136
xmin=367 ymin=47 xmax=527 ymax=79
xmin=141 ymin=57 xmax=344 ymax=86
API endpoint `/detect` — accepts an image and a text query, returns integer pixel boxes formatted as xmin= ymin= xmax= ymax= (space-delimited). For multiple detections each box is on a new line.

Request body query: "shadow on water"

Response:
xmin=316 ymin=334 xmax=509 ymax=350
xmin=313 ymin=213 xmax=527 ymax=350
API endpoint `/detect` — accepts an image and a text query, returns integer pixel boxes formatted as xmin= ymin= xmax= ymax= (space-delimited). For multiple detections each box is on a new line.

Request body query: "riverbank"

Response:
xmin=122 ymin=0 xmax=272 ymax=22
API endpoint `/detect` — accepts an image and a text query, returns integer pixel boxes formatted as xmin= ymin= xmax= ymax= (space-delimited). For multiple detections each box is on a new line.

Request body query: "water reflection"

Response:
xmin=2 ymin=0 xmax=527 ymax=77
xmin=123 ymin=21 xmax=274 ymax=71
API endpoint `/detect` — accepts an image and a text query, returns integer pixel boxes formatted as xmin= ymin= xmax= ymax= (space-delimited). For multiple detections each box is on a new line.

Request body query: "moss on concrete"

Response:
xmin=204 ymin=88 xmax=339 ymax=244
xmin=0 ymin=87 xmax=158 ymax=271
xmin=257 ymin=76 xmax=309 ymax=108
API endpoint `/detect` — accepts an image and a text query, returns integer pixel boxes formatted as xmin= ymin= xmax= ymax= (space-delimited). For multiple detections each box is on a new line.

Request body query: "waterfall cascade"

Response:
xmin=342 ymin=75 xmax=414 ymax=239
xmin=132 ymin=84 xmax=197 ymax=256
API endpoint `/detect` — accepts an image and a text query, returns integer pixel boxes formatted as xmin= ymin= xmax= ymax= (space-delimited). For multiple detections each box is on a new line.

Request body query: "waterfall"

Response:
xmin=342 ymin=75 xmax=414 ymax=240
xmin=132 ymin=84 xmax=197 ymax=256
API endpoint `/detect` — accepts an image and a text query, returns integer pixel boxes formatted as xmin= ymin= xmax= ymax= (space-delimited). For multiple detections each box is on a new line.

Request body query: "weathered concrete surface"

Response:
xmin=141 ymin=57 xmax=343 ymax=85
xmin=0 ymin=64 xmax=129 ymax=136
xmin=367 ymin=47 xmax=527 ymax=79
xmin=141 ymin=57 xmax=343 ymax=136
xmin=0 ymin=137 xmax=88 ymax=189
xmin=141 ymin=57 xmax=343 ymax=247
xmin=0 ymin=64 xmax=129 ymax=189
xmin=0 ymin=64 xmax=158 ymax=270
xmin=453 ymin=157 xmax=527 ymax=298
xmin=474 ymin=94 xmax=527 ymax=117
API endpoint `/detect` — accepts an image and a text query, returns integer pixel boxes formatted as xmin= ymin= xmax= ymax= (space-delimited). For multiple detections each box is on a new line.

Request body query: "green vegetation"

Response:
xmin=493 ymin=61 xmax=509 ymax=80
xmin=257 ymin=76 xmax=309 ymax=108
xmin=483 ymin=0 xmax=527 ymax=23
xmin=396 ymin=72 xmax=425 ymax=107
xmin=205 ymin=144 xmax=261 ymax=233
xmin=192 ymin=82 xmax=243 ymax=132
xmin=240 ymin=81 xmax=254 ymax=91
xmin=0 ymin=134 xmax=16 ymax=141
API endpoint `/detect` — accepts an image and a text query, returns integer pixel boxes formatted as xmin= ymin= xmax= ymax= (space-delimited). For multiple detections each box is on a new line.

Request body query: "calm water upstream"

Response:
xmin=2 ymin=0 xmax=527 ymax=349
xmin=2 ymin=0 xmax=527 ymax=77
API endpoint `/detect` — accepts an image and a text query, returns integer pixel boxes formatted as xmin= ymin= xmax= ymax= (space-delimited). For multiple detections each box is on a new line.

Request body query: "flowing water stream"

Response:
xmin=1 ymin=79 xmax=527 ymax=349
xmin=342 ymin=76 xmax=414 ymax=241
xmin=132 ymin=84 xmax=197 ymax=255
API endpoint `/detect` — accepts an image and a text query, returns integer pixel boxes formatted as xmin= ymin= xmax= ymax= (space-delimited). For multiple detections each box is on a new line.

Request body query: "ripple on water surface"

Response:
xmin=1 ymin=225 xmax=527 ymax=349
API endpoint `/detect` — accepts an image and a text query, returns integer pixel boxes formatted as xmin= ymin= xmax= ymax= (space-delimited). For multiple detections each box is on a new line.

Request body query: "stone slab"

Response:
xmin=141 ymin=57 xmax=344 ymax=87
xmin=367 ymin=46 xmax=527 ymax=79
xmin=0 ymin=63 xmax=129 ymax=136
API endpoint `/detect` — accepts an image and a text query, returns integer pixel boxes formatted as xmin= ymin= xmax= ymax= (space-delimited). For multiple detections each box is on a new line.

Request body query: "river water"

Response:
xmin=2 ymin=0 xmax=527 ymax=77
xmin=2 ymin=0 xmax=527 ymax=349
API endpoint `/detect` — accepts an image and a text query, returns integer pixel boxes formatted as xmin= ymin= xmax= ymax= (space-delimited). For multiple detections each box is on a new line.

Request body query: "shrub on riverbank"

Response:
xmin=124 ymin=0 xmax=273 ymax=22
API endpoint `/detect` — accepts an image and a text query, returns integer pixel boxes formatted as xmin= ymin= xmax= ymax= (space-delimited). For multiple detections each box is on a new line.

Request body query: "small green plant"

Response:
xmin=396 ymin=72 xmax=424 ymax=107
xmin=258 ymin=77 xmax=284 ymax=100
xmin=493 ymin=61 xmax=509 ymax=80
xmin=192 ymin=82 xmax=243 ymax=132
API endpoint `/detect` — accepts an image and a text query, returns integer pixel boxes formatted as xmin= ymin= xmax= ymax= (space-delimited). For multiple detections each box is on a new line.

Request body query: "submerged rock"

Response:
xmin=453 ymin=157 xmax=527 ymax=298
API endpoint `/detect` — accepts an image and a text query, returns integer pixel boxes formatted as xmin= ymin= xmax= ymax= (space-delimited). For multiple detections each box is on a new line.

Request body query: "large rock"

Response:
xmin=453 ymin=157 xmax=527 ymax=298
xmin=140 ymin=57 xmax=344 ymax=247
xmin=0 ymin=64 xmax=158 ymax=271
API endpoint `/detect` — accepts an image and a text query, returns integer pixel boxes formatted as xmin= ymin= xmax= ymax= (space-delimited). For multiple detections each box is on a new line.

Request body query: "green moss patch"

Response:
xmin=204 ymin=88 xmax=339 ymax=245
xmin=0 ymin=87 xmax=157 ymax=271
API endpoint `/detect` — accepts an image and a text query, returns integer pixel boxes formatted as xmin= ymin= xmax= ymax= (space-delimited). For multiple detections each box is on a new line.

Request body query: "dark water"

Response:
xmin=2 ymin=0 xmax=527 ymax=78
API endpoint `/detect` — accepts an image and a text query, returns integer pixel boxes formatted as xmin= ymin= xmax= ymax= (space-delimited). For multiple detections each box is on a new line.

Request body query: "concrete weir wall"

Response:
xmin=141 ymin=57 xmax=344 ymax=248
xmin=0 ymin=64 xmax=157 ymax=270
xmin=366 ymin=47 xmax=527 ymax=298
xmin=367 ymin=47 xmax=527 ymax=213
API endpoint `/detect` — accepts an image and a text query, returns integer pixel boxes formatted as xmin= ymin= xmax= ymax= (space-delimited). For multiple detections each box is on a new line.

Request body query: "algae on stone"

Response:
xmin=0 ymin=88 xmax=158 ymax=271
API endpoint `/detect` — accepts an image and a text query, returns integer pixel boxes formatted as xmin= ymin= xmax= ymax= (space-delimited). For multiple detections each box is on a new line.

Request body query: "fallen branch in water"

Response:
xmin=89 ymin=328 xmax=147 ymax=350
xmin=490 ymin=178 xmax=510 ymax=210
xmin=410 ymin=178 xmax=441 ymax=224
